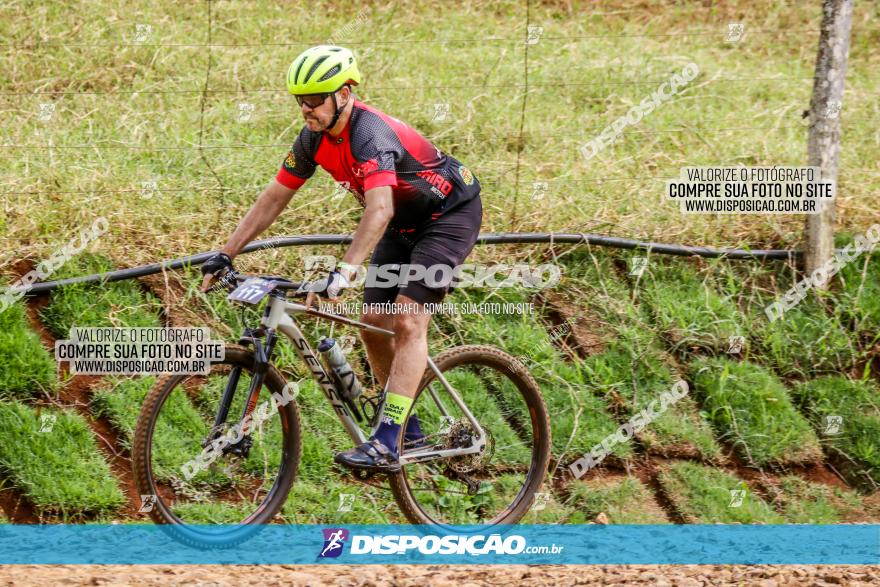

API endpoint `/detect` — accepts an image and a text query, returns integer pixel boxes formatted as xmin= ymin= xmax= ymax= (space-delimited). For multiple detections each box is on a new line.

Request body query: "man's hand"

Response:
xmin=200 ymin=252 xmax=234 ymax=293
xmin=303 ymin=269 xmax=351 ymax=309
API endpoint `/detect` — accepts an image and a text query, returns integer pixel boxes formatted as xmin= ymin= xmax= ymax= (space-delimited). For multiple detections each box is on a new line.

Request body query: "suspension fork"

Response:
xmin=205 ymin=305 xmax=279 ymax=455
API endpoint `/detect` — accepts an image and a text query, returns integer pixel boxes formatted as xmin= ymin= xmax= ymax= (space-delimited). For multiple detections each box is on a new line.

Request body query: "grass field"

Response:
xmin=1 ymin=0 xmax=879 ymax=525
xmin=1 ymin=245 xmax=878 ymax=523
xmin=1 ymin=0 xmax=878 ymax=274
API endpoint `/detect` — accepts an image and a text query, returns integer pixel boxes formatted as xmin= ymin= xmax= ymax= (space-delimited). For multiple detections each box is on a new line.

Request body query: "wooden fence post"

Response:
xmin=805 ymin=0 xmax=854 ymax=285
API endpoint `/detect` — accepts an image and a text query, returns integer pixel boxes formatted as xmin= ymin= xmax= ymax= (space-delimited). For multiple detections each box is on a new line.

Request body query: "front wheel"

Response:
xmin=389 ymin=345 xmax=551 ymax=526
xmin=131 ymin=345 xmax=302 ymax=547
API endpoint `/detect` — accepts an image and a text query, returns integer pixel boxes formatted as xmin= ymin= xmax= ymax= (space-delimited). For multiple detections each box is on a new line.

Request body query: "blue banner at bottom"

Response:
xmin=0 ymin=524 xmax=876 ymax=565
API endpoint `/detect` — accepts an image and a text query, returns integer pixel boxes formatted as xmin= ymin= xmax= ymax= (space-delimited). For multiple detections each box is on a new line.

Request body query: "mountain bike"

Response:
xmin=131 ymin=271 xmax=551 ymax=546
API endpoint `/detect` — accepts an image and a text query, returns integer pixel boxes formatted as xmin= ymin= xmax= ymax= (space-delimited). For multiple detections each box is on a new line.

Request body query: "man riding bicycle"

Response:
xmin=200 ymin=45 xmax=483 ymax=474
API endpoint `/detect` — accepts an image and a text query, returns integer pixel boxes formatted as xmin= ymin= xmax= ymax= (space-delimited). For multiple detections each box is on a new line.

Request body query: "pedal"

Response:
xmin=349 ymin=469 xmax=387 ymax=488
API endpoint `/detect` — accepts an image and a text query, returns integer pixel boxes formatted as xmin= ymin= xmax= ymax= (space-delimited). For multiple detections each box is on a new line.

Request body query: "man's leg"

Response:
xmin=359 ymin=306 xmax=395 ymax=390
xmin=385 ymin=294 xmax=432 ymax=397
xmin=335 ymin=196 xmax=482 ymax=471
xmin=335 ymin=296 xmax=432 ymax=472
xmin=366 ymin=295 xmax=431 ymax=452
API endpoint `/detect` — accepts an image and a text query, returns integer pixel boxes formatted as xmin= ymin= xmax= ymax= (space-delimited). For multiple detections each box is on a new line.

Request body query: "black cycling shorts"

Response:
xmin=364 ymin=195 xmax=483 ymax=307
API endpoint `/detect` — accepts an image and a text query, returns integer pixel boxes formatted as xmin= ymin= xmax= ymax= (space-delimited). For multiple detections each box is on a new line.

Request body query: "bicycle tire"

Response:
xmin=388 ymin=344 xmax=551 ymax=527
xmin=132 ymin=344 xmax=302 ymax=548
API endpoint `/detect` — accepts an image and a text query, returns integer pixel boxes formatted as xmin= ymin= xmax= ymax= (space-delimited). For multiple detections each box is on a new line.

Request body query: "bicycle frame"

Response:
xmin=259 ymin=293 xmax=488 ymax=466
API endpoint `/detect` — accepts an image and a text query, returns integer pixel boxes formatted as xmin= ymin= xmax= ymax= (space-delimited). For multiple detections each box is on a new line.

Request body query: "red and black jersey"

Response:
xmin=275 ymin=99 xmax=480 ymax=228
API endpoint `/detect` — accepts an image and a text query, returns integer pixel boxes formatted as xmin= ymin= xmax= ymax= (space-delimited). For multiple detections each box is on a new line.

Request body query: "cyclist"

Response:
xmin=200 ymin=45 xmax=483 ymax=473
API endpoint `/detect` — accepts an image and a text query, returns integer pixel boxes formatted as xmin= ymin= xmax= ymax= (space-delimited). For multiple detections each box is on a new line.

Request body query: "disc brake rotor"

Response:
xmin=443 ymin=420 xmax=494 ymax=473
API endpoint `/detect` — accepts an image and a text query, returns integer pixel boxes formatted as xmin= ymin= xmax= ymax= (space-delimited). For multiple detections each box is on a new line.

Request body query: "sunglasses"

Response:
xmin=295 ymin=93 xmax=331 ymax=109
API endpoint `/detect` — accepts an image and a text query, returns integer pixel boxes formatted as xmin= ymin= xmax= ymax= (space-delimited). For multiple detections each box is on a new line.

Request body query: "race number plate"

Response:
xmin=228 ymin=277 xmax=276 ymax=305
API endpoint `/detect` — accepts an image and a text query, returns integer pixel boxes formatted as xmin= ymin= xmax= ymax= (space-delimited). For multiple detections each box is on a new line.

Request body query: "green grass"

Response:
xmin=91 ymin=376 xmax=152 ymax=450
xmin=772 ymin=476 xmax=866 ymax=523
xmin=39 ymin=254 xmax=162 ymax=338
xmin=559 ymin=251 xmax=722 ymax=460
xmin=835 ymin=247 xmax=880 ymax=344
xmin=658 ymin=461 xmax=784 ymax=523
xmin=756 ymin=300 xmax=860 ymax=379
xmin=282 ymin=478 xmax=398 ymax=524
xmin=92 ymin=376 xmax=210 ymax=485
xmin=0 ymin=297 xmax=56 ymax=397
xmin=293 ymin=378 xmax=361 ymax=478
xmin=0 ymin=402 xmax=125 ymax=517
xmin=582 ymin=328 xmax=721 ymax=461
xmin=791 ymin=376 xmax=880 ymax=488
xmin=637 ymin=261 xmax=747 ymax=356
xmin=565 ymin=476 xmax=670 ymax=524
xmin=517 ymin=492 xmax=589 ymax=524
xmin=142 ymin=382 xmax=210 ymax=484
xmin=2 ymin=0 xmax=879 ymax=525
xmin=711 ymin=257 xmax=863 ymax=377
xmin=441 ymin=287 xmax=627 ymax=463
xmin=548 ymin=247 xmax=634 ymax=338
xmin=4 ymin=1 xmax=877 ymax=301
xmin=688 ymin=357 xmax=821 ymax=467
xmin=170 ymin=501 xmax=260 ymax=524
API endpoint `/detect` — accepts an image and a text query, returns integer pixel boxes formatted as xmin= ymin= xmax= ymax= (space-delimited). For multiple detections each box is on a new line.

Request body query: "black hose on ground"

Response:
xmin=19 ymin=232 xmax=798 ymax=295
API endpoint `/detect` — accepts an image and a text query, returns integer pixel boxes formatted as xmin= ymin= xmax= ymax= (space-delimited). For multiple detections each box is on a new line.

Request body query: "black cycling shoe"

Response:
xmin=334 ymin=439 xmax=401 ymax=473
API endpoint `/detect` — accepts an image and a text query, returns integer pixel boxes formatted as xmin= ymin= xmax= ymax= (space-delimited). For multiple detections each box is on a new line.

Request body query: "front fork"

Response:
xmin=203 ymin=310 xmax=278 ymax=459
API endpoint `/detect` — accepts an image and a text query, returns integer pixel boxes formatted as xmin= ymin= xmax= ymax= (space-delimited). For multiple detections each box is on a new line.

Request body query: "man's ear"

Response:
xmin=338 ymin=85 xmax=352 ymax=107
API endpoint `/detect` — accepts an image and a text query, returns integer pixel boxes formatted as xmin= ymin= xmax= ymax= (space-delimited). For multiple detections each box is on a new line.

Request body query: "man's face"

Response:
xmin=299 ymin=87 xmax=349 ymax=132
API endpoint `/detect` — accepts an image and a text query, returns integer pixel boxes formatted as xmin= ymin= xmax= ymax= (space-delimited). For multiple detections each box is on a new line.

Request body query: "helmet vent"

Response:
xmin=292 ymin=55 xmax=308 ymax=85
xmin=319 ymin=64 xmax=341 ymax=82
xmin=303 ymin=55 xmax=329 ymax=84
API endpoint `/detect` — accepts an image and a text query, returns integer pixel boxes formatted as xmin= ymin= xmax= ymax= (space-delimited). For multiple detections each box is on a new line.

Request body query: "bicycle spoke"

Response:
xmin=396 ymin=354 xmax=542 ymax=525
xmin=142 ymin=356 xmax=290 ymax=526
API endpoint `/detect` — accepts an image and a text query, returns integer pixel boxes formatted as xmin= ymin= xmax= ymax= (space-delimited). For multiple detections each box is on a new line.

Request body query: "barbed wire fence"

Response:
xmin=0 ymin=1 xmax=864 ymax=268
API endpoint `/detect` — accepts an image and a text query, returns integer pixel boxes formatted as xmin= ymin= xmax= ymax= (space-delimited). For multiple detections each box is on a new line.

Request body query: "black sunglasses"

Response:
xmin=295 ymin=93 xmax=331 ymax=109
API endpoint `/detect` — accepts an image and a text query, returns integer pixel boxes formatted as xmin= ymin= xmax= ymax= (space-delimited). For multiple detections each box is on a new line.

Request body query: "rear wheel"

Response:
xmin=131 ymin=345 xmax=301 ymax=547
xmin=389 ymin=345 xmax=551 ymax=526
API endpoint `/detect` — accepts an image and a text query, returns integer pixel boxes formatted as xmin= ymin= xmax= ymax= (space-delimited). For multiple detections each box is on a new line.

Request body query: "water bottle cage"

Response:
xmin=360 ymin=391 xmax=385 ymax=429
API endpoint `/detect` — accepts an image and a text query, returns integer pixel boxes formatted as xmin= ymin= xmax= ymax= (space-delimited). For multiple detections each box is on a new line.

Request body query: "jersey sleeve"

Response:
xmin=350 ymin=120 xmax=400 ymax=192
xmin=276 ymin=128 xmax=318 ymax=190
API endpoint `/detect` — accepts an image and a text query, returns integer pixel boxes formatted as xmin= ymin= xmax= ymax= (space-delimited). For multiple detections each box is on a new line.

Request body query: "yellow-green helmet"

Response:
xmin=286 ymin=45 xmax=361 ymax=95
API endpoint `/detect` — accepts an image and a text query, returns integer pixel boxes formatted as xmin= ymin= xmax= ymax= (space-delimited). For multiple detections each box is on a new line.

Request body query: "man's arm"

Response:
xmin=302 ymin=186 xmax=393 ymax=307
xmin=220 ymin=179 xmax=298 ymax=258
xmin=200 ymin=179 xmax=296 ymax=291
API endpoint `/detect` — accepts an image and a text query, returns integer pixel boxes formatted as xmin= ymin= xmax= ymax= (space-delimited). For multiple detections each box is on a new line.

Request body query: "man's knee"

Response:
xmin=392 ymin=307 xmax=430 ymax=342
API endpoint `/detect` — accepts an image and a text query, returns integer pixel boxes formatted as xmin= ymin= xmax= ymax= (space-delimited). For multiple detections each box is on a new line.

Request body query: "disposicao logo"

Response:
xmin=349 ymin=533 xmax=528 ymax=556
xmin=319 ymin=528 xmax=349 ymax=558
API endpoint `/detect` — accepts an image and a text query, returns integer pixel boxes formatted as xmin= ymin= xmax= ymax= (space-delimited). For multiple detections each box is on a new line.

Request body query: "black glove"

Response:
xmin=201 ymin=252 xmax=234 ymax=278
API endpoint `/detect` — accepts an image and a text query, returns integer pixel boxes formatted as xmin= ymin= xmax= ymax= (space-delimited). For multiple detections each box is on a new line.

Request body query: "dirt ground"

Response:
xmin=0 ymin=565 xmax=878 ymax=586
